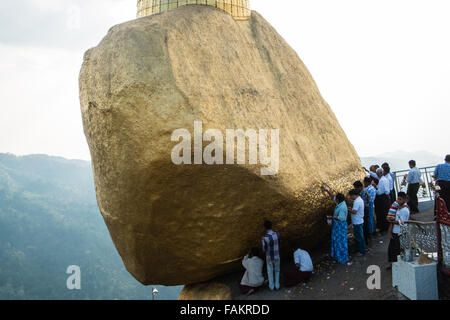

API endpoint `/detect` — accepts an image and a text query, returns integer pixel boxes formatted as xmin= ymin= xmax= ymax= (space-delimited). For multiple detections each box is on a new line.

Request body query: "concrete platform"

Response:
xmin=393 ymin=256 xmax=439 ymax=300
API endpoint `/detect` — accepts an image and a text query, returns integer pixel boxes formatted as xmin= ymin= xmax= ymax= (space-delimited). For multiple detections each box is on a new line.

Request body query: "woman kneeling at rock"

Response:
xmin=240 ymin=247 xmax=265 ymax=295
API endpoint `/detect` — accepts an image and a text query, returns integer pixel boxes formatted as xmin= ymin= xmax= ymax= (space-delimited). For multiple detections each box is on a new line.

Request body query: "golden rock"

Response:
xmin=79 ymin=5 xmax=364 ymax=286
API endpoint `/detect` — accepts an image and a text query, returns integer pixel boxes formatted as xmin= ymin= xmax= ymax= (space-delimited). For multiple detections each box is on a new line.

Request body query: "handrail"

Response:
xmin=393 ymin=166 xmax=437 ymax=203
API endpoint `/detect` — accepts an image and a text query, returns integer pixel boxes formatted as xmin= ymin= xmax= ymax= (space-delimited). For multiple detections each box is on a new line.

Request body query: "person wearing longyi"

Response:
xmin=374 ymin=168 xmax=391 ymax=234
xmin=321 ymin=185 xmax=349 ymax=264
xmin=283 ymin=245 xmax=314 ymax=287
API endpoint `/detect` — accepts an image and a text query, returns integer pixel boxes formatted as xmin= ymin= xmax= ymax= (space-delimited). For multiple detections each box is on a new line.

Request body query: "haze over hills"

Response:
xmin=0 ymin=150 xmax=444 ymax=299
xmin=361 ymin=150 xmax=444 ymax=172
xmin=0 ymin=153 xmax=182 ymax=300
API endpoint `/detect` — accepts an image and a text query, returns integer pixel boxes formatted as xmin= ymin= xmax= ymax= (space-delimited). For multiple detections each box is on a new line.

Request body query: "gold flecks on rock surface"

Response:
xmin=79 ymin=6 xmax=364 ymax=286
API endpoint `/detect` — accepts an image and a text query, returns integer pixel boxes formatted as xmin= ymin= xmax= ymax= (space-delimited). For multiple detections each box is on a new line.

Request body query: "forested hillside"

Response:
xmin=0 ymin=153 xmax=182 ymax=300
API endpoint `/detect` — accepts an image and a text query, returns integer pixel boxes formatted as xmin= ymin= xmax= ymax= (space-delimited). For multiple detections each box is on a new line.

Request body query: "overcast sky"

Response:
xmin=0 ymin=0 xmax=449 ymax=161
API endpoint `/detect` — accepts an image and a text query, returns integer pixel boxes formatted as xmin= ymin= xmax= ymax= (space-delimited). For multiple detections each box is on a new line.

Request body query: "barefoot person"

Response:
xmin=321 ymin=185 xmax=349 ymax=263
xmin=262 ymin=220 xmax=280 ymax=291
xmin=387 ymin=192 xmax=410 ymax=269
xmin=283 ymin=245 xmax=314 ymax=287
xmin=349 ymin=189 xmax=366 ymax=256
xmin=239 ymin=247 xmax=265 ymax=295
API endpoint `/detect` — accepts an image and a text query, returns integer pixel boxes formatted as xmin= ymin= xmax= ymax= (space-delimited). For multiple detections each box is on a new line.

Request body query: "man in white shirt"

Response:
xmin=387 ymin=192 xmax=410 ymax=269
xmin=406 ymin=160 xmax=421 ymax=214
xmin=382 ymin=163 xmax=396 ymax=204
xmin=283 ymin=246 xmax=314 ymax=287
xmin=374 ymin=168 xmax=391 ymax=234
xmin=349 ymin=189 xmax=366 ymax=256
xmin=240 ymin=247 xmax=265 ymax=295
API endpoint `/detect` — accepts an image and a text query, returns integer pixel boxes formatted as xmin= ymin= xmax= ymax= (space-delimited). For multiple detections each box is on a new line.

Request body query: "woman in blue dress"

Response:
xmin=322 ymin=185 xmax=349 ymax=264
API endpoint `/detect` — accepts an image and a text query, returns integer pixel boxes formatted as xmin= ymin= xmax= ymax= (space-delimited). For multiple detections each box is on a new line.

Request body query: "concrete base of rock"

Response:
xmin=392 ymin=256 xmax=439 ymax=300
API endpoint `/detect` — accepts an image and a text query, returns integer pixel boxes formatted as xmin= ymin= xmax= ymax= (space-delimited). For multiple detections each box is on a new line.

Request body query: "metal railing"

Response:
xmin=393 ymin=166 xmax=437 ymax=203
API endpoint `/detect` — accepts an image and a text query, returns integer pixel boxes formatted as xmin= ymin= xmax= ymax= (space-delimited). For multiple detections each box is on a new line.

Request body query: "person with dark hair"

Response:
xmin=262 ymin=220 xmax=280 ymax=291
xmin=382 ymin=163 xmax=396 ymax=204
xmin=283 ymin=245 xmax=314 ymax=287
xmin=353 ymin=180 xmax=363 ymax=190
xmin=387 ymin=192 xmax=410 ymax=269
xmin=364 ymin=177 xmax=376 ymax=244
xmin=405 ymin=160 xmax=421 ymax=214
xmin=239 ymin=247 xmax=265 ymax=295
xmin=348 ymin=189 xmax=366 ymax=256
xmin=321 ymin=185 xmax=349 ymax=263
xmin=374 ymin=168 xmax=391 ymax=234
xmin=433 ymin=155 xmax=450 ymax=209
xmin=353 ymin=180 xmax=370 ymax=247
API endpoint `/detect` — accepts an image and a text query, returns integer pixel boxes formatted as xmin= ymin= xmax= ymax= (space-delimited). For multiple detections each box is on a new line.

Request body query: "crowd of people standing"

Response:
xmin=238 ymin=155 xmax=450 ymax=296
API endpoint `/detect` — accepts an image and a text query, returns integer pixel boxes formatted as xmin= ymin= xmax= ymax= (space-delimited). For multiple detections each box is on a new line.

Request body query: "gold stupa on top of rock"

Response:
xmin=137 ymin=0 xmax=251 ymax=20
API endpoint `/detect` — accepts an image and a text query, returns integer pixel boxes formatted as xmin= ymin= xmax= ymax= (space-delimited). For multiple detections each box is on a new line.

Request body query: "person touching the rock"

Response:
xmin=283 ymin=245 xmax=314 ymax=287
xmin=321 ymin=185 xmax=349 ymax=263
xmin=239 ymin=247 xmax=265 ymax=296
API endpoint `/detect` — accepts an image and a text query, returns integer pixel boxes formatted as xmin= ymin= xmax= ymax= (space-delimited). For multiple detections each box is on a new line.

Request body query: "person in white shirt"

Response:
xmin=240 ymin=247 xmax=265 ymax=295
xmin=382 ymin=163 xmax=396 ymax=204
xmin=373 ymin=168 xmax=391 ymax=233
xmin=283 ymin=246 xmax=314 ymax=287
xmin=387 ymin=192 xmax=410 ymax=269
xmin=349 ymin=189 xmax=366 ymax=256
xmin=405 ymin=160 xmax=421 ymax=214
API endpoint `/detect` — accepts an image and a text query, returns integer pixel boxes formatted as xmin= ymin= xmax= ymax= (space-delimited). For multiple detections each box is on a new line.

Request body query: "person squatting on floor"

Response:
xmin=239 ymin=247 xmax=265 ymax=295
xmin=283 ymin=246 xmax=314 ymax=287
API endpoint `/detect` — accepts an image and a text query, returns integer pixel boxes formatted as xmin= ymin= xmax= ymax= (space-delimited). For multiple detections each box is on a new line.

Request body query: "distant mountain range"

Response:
xmin=360 ymin=150 xmax=444 ymax=172
xmin=0 ymin=153 xmax=182 ymax=300
xmin=0 ymin=150 xmax=444 ymax=299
